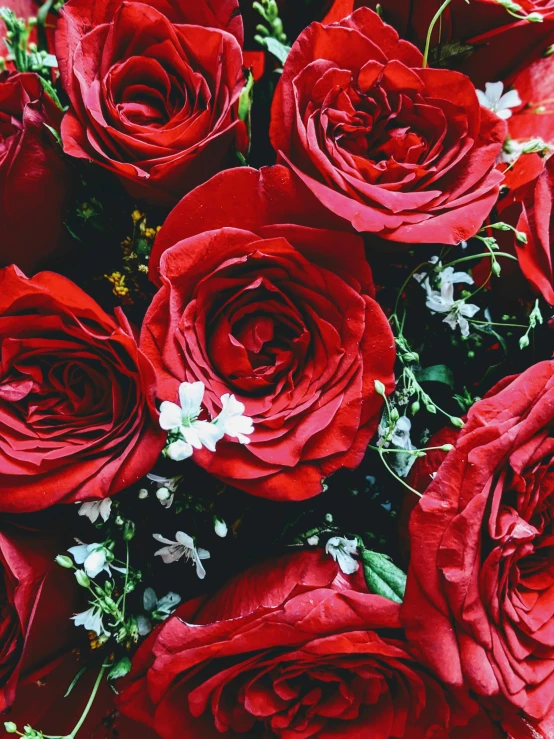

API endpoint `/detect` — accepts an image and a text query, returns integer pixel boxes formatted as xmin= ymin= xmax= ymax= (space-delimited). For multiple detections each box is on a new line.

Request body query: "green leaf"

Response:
xmin=430 ymin=40 xmax=475 ymax=68
xmin=361 ymin=550 xmax=406 ymax=604
xmin=263 ymin=37 xmax=290 ymax=66
xmin=415 ymin=364 xmax=455 ymax=390
xmin=107 ymin=656 xmax=132 ymax=681
xmin=38 ymin=75 xmax=63 ymax=110
xmin=43 ymin=122 xmax=62 ymax=146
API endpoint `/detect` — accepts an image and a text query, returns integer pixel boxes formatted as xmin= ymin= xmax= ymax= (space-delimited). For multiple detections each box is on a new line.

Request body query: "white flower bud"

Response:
xmin=307 ymin=535 xmax=319 ymax=546
xmin=138 ymin=488 xmax=149 ymax=499
xmin=214 ymin=517 xmax=228 ymax=538
xmin=156 ymin=487 xmax=171 ymax=502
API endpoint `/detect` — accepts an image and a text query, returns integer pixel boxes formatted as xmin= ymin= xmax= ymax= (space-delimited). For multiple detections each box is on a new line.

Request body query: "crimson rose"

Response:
xmin=142 ymin=165 xmax=395 ymax=501
xmin=55 ymin=0 xmax=247 ymax=206
xmin=402 ymin=361 xmax=554 ymax=729
xmin=0 ymin=266 xmax=164 ymax=512
xmin=324 ymin=1 xmax=554 ymax=87
xmin=0 ymin=521 xmax=78 ymax=713
xmin=118 ymin=550 xmax=505 ymax=738
xmin=0 ymin=73 xmax=73 ymax=274
xmin=270 ymin=7 xmax=507 ymax=245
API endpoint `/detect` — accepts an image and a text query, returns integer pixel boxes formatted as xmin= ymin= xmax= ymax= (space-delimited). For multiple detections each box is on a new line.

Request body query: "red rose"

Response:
xmin=0 ymin=73 xmax=73 ymax=274
xmin=142 ymin=165 xmax=395 ymax=501
xmin=402 ymin=361 xmax=554 ymax=728
xmin=0 ymin=265 xmax=164 ymax=512
xmin=270 ymin=8 xmax=507 ymax=245
xmin=0 ymin=520 xmax=78 ymax=713
xmin=118 ymin=550 xmax=504 ymax=738
xmin=324 ymin=1 xmax=554 ymax=88
xmin=55 ymin=0 xmax=247 ymax=206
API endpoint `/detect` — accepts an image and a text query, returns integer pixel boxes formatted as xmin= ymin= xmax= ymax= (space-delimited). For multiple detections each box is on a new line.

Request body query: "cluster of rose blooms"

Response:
xmin=1 ymin=0 xmax=554 ymax=737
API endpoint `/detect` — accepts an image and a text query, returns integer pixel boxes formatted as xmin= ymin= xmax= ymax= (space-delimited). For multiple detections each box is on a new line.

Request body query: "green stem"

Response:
xmin=470 ymin=319 xmax=527 ymax=329
xmin=376 ymin=447 xmax=422 ymax=498
xmin=121 ymin=541 xmax=130 ymax=619
xmin=64 ymin=664 xmax=106 ymax=739
xmin=422 ymin=0 xmax=453 ymax=68
xmin=446 ymin=251 xmax=518 ymax=268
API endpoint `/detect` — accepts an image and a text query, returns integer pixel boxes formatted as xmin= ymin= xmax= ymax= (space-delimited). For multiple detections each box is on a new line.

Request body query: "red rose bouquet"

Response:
xmin=1 ymin=1 xmax=554 ymax=738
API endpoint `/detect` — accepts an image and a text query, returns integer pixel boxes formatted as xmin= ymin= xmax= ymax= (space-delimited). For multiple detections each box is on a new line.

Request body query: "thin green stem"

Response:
xmin=376 ymin=448 xmax=422 ymax=498
xmin=422 ymin=0 xmax=453 ymax=67
xmin=445 ymin=252 xmax=518 ymax=268
xmin=470 ymin=319 xmax=527 ymax=329
xmin=65 ymin=664 xmax=106 ymax=739
xmin=121 ymin=541 xmax=130 ymax=619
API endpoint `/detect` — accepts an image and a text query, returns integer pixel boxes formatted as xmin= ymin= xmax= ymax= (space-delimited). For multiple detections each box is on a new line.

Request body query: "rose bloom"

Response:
xmin=0 ymin=73 xmax=73 ymax=274
xmin=0 ymin=521 xmax=78 ymax=713
xmin=142 ymin=165 xmax=395 ymax=501
xmin=55 ymin=0 xmax=247 ymax=206
xmin=118 ymin=550 xmax=507 ymax=738
xmin=402 ymin=361 xmax=554 ymax=730
xmin=0 ymin=266 xmax=164 ymax=512
xmin=270 ymin=7 xmax=507 ymax=246
xmin=324 ymin=0 xmax=554 ymax=87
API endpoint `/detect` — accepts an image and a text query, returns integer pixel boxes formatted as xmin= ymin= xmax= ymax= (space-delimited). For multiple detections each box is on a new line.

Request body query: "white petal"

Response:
xmin=84 ymin=550 xmax=107 ymax=579
xmin=197 ymin=547 xmax=211 ymax=560
xmin=175 ymin=531 xmax=195 ymax=548
xmin=191 ymin=420 xmax=224 ymax=452
xmin=167 ymin=439 xmax=193 ymax=461
xmin=159 ymin=401 xmax=183 ymax=431
xmin=157 ymin=592 xmax=181 ymax=613
xmin=443 ymin=311 xmax=459 ymax=331
xmin=485 ymin=81 xmax=504 ymax=104
xmin=458 ymin=316 xmax=470 ymax=338
xmin=155 ymin=545 xmax=183 ymax=564
xmin=460 ymin=302 xmax=480 ymax=318
xmin=78 ymin=501 xmax=101 ymax=523
xmin=99 ymin=499 xmax=112 ymax=522
xmin=337 ymin=550 xmax=360 ymax=575
xmin=152 ymin=534 xmax=176 ymax=546
xmin=476 ymin=89 xmax=489 ymax=107
xmin=179 ymin=381 xmax=204 ymax=421
xmin=194 ymin=551 xmax=207 ymax=580
xmin=181 ymin=426 xmax=204 ymax=450
xmin=68 ymin=543 xmax=93 ymax=565
xmin=499 ymin=88 xmax=522 ymax=110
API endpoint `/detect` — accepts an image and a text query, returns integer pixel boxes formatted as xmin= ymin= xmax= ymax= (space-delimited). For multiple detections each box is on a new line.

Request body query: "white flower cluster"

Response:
xmin=159 ymin=382 xmax=254 ymax=461
xmin=415 ymin=258 xmax=479 ymax=338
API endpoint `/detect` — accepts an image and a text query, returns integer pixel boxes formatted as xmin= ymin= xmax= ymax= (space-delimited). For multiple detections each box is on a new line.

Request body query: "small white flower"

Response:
xmin=476 ymin=81 xmax=521 ymax=119
xmin=325 ymin=537 xmax=359 ymax=575
xmin=419 ymin=268 xmax=479 ymax=338
xmin=72 ymin=606 xmax=110 ymax=638
xmin=214 ymin=394 xmax=254 ymax=444
xmin=160 ymin=382 xmax=224 ymax=453
xmin=307 ymin=535 xmax=319 ymax=546
xmin=77 ymin=499 xmax=112 ymax=524
xmin=159 ymin=381 xmax=204 ymax=430
xmin=214 ymin=517 xmax=228 ymax=538
xmin=138 ymin=488 xmax=149 ymax=500
xmin=390 ymin=416 xmax=417 ymax=478
xmin=153 ymin=531 xmax=211 ymax=579
xmin=156 ymin=486 xmax=174 ymax=509
xmin=68 ymin=542 xmax=111 ymax=579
